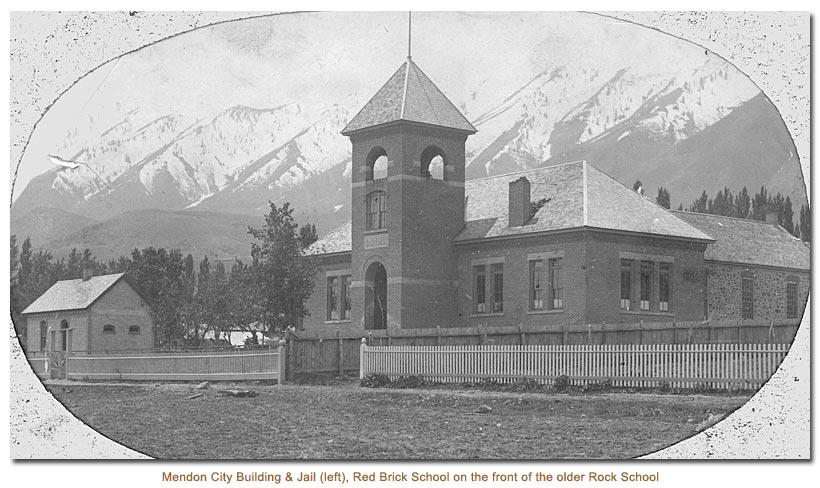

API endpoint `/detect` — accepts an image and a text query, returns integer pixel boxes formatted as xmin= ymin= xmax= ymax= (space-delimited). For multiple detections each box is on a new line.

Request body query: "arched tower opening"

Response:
xmin=420 ymin=145 xmax=446 ymax=180
xmin=366 ymin=146 xmax=389 ymax=181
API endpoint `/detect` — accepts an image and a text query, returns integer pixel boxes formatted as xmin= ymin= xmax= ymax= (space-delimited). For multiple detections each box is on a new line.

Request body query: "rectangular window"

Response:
xmin=640 ymin=261 xmax=653 ymax=311
xmin=342 ymin=276 xmax=351 ymax=320
xmin=659 ymin=262 xmax=672 ymax=312
xmin=620 ymin=259 xmax=633 ymax=310
xmin=327 ymin=276 xmax=339 ymax=321
xmin=549 ymin=258 xmax=563 ymax=310
xmin=530 ymin=260 xmax=544 ymax=310
xmin=786 ymin=281 xmax=798 ymax=319
xmin=366 ymin=192 xmax=387 ymax=230
xmin=491 ymin=263 xmax=504 ymax=313
xmin=40 ymin=321 xmax=48 ymax=351
xmin=741 ymin=275 xmax=754 ymax=319
xmin=326 ymin=274 xmax=352 ymax=321
xmin=474 ymin=265 xmax=487 ymax=313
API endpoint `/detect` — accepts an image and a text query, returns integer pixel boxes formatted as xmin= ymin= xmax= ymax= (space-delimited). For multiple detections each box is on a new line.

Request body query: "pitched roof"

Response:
xmin=305 ymin=222 xmax=352 ymax=255
xmin=22 ymin=273 xmax=127 ymax=315
xmin=455 ymin=161 xmax=714 ymax=242
xmin=672 ymin=211 xmax=810 ymax=270
xmin=341 ymin=58 xmax=476 ymax=135
xmin=307 ymin=161 xmax=713 ymax=254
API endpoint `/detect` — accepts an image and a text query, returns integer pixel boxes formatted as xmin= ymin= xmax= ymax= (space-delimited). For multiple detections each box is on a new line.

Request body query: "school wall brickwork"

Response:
xmin=583 ymin=231 xmax=708 ymax=324
xmin=454 ymin=231 xmax=588 ymax=328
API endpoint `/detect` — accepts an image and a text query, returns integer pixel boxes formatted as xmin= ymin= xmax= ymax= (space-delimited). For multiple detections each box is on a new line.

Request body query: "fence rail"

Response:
xmin=287 ymin=319 xmax=798 ymax=379
xmin=360 ymin=343 xmax=789 ymax=390
xmin=52 ymin=346 xmax=285 ymax=382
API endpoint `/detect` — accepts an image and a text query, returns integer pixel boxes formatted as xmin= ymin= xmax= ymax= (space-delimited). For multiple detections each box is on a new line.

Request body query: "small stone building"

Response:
xmin=303 ymin=56 xmax=810 ymax=332
xmin=22 ymin=273 xmax=154 ymax=356
xmin=673 ymin=212 xmax=810 ymax=321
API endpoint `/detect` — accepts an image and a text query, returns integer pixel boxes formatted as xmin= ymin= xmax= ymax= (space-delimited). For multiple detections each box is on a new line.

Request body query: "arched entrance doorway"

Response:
xmin=364 ymin=262 xmax=387 ymax=330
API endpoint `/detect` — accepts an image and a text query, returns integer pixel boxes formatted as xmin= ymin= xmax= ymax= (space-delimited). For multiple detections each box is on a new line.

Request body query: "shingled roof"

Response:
xmin=307 ymin=161 xmax=714 ymax=255
xmin=341 ymin=58 xmax=476 ymax=135
xmin=305 ymin=222 xmax=352 ymax=256
xmin=673 ymin=211 xmax=810 ymax=270
xmin=456 ymin=161 xmax=714 ymax=242
xmin=22 ymin=273 xmax=128 ymax=315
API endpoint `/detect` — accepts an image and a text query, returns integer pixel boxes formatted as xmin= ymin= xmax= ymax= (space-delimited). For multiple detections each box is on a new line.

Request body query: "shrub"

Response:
xmin=553 ymin=374 xmax=570 ymax=392
xmin=390 ymin=376 xmax=427 ymax=389
xmin=360 ymin=374 xmax=391 ymax=388
xmin=513 ymin=378 xmax=543 ymax=392
xmin=583 ymin=379 xmax=612 ymax=393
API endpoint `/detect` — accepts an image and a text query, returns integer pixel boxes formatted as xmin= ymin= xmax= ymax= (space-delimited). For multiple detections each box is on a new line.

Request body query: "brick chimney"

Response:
xmin=82 ymin=266 xmax=93 ymax=282
xmin=509 ymin=176 xmax=531 ymax=227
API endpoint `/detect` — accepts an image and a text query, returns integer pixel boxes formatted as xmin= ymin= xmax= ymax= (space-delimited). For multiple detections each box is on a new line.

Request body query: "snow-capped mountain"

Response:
xmin=11 ymin=57 xmax=805 ymax=260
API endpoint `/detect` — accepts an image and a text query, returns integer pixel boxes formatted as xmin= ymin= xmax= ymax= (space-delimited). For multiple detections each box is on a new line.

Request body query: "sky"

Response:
xmin=11 ymin=11 xmax=760 ymax=200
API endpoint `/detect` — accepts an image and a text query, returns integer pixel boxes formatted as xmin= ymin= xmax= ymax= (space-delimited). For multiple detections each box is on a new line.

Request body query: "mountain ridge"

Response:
xmin=11 ymin=59 xmax=806 ymax=260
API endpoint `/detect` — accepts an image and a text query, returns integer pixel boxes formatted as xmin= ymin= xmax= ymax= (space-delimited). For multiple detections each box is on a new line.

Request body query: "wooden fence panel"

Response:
xmin=62 ymin=347 xmax=282 ymax=382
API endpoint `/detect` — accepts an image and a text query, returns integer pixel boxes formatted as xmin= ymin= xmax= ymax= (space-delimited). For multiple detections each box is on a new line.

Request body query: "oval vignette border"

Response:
xmin=7 ymin=11 xmax=810 ymax=459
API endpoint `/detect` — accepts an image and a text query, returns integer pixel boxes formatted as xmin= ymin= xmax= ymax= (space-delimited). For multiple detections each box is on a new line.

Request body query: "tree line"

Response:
xmin=639 ymin=180 xmax=810 ymax=242
xmin=10 ymin=202 xmax=319 ymax=351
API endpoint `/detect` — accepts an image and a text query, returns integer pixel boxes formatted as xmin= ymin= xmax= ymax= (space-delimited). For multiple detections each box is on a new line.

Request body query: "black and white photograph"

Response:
xmin=6 ymin=9 xmax=811 ymax=471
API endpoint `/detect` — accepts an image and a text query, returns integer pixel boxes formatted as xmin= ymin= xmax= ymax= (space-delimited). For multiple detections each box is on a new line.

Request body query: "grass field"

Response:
xmin=44 ymin=381 xmax=749 ymax=459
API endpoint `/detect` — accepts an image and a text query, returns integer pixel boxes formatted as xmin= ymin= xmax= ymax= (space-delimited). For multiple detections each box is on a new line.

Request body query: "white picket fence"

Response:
xmin=359 ymin=343 xmax=790 ymax=390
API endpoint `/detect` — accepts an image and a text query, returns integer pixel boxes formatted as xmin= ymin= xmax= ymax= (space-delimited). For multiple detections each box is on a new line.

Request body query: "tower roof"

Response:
xmin=341 ymin=58 xmax=476 ymax=136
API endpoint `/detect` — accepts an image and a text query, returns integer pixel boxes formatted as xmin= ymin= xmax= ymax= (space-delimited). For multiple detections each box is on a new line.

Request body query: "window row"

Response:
xmin=472 ymin=257 xmax=564 ymax=315
xmin=740 ymin=274 xmax=800 ymax=320
xmin=102 ymin=324 xmax=142 ymax=335
xmin=37 ymin=321 xmax=141 ymax=351
xmin=365 ymin=146 xmax=446 ymax=181
xmin=327 ymin=274 xmax=352 ymax=321
xmin=620 ymin=259 xmax=672 ymax=313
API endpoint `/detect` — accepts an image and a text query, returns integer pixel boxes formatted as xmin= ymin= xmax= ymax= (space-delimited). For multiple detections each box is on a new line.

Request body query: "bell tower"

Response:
xmin=341 ymin=56 xmax=476 ymax=330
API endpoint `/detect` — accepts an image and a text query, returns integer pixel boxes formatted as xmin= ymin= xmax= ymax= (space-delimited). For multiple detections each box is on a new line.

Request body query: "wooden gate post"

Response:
xmin=359 ymin=338 xmax=368 ymax=380
xmin=277 ymin=340 xmax=287 ymax=384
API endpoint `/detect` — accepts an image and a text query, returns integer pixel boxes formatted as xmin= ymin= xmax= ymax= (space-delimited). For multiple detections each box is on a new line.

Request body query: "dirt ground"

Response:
xmin=43 ymin=380 xmax=750 ymax=459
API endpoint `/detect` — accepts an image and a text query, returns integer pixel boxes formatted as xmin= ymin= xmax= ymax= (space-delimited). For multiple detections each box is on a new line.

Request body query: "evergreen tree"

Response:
xmin=799 ymin=204 xmax=811 ymax=242
xmin=688 ymin=191 xmax=709 ymax=213
xmin=198 ymin=256 xmax=210 ymax=285
xmin=751 ymin=185 xmax=769 ymax=221
xmin=735 ymin=187 xmax=751 ymax=219
xmin=10 ymin=236 xmax=24 ymax=343
xmin=782 ymin=196 xmax=795 ymax=235
xmin=299 ymin=223 xmax=319 ymax=249
xmin=655 ymin=187 xmax=671 ymax=209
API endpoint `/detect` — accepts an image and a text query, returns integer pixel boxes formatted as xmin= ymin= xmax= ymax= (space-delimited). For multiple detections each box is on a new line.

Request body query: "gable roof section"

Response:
xmin=673 ymin=211 xmax=810 ymax=270
xmin=22 ymin=273 xmax=127 ymax=315
xmin=455 ymin=161 xmax=714 ymax=242
xmin=341 ymin=58 xmax=476 ymax=135
xmin=305 ymin=222 xmax=352 ymax=256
